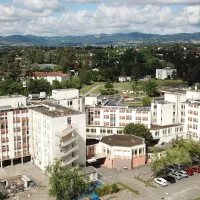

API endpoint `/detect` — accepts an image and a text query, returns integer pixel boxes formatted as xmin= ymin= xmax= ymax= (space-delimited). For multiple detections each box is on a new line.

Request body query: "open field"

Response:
xmin=80 ymin=80 xmax=184 ymax=95
xmin=80 ymin=82 xmax=104 ymax=94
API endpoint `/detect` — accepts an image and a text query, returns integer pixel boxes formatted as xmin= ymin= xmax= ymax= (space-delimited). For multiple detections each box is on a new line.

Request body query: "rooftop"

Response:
xmin=83 ymin=166 xmax=97 ymax=175
xmin=33 ymin=72 xmax=70 ymax=77
xmin=101 ymin=135 xmax=144 ymax=147
xmin=86 ymin=139 xmax=99 ymax=146
xmin=151 ymin=123 xmax=183 ymax=130
xmin=32 ymin=102 xmax=80 ymax=117
xmin=0 ymin=95 xmax=25 ymax=99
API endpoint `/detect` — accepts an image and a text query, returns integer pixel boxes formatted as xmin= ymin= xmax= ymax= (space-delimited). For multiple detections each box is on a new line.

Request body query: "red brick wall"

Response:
xmin=102 ymin=157 xmax=113 ymax=168
xmin=132 ymin=156 xmax=146 ymax=168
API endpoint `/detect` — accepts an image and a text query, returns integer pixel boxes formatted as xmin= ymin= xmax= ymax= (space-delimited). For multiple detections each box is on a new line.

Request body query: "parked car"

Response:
xmin=154 ymin=178 xmax=168 ymax=187
xmin=178 ymin=170 xmax=188 ymax=178
xmin=169 ymin=172 xmax=182 ymax=180
xmin=184 ymin=169 xmax=194 ymax=176
xmin=162 ymin=176 xmax=176 ymax=183
xmin=191 ymin=167 xmax=200 ymax=173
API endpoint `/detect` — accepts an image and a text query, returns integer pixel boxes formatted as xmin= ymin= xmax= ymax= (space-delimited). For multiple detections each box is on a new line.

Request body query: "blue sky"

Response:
xmin=0 ymin=0 xmax=200 ymax=36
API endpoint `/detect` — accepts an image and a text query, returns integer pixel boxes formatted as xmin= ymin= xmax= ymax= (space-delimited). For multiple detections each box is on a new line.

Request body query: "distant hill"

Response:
xmin=0 ymin=32 xmax=200 ymax=46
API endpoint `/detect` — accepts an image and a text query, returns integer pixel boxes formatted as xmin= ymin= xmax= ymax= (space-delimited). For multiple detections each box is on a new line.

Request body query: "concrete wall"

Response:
xmin=52 ymin=89 xmax=79 ymax=100
xmin=186 ymin=91 xmax=200 ymax=100
xmin=85 ymin=96 xmax=98 ymax=106
xmin=0 ymin=96 xmax=27 ymax=108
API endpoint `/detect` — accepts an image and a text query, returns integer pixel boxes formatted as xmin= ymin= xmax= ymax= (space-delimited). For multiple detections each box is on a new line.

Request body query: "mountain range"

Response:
xmin=0 ymin=32 xmax=200 ymax=46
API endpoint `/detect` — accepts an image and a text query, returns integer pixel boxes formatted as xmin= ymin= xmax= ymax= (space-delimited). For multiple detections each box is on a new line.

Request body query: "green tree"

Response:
xmin=46 ymin=159 xmax=90 ymax=200
xmin=71 ymin=77 xmax=82 ymax=89
xmin=123 ymin=123 xmax=153 ymax=146
xmin=151 ymin=148 xmax=164 ymax=177
xmin=104 ymin=79 xmax=114 ymax=89
xmin=52 ymin=80 xmax=61 ymax=90
xmin=143 ymin=80 xmax=158 ymax=97
xmin=142 ymin=96 xmax=152 ymax=106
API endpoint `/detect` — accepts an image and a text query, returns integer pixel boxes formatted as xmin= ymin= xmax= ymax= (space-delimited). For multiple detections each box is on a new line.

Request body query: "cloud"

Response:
xmin=112 ymin=0 xmax=200 ymax=5
xmin=0 ymin=1 xmax=200 ymax=36
xmin=61 ymin=0 xmax=102 ymax=3
xmin=14 ymin=0 xmax=63 ymax=12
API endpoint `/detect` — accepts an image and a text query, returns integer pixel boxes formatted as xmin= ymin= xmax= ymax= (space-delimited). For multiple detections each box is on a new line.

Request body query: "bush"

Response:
xmin=95 ymin=184 xmax=119 ymax=197
xmin=111 ymin=183 xmax=119 ymax=193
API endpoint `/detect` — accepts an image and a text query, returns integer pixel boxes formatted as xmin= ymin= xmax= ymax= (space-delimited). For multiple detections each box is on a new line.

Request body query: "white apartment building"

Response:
xmin=0 ymin=95 xmax=31 ymax=167
xmin=86 ymin=106 xmax=151 ymax=139
xmin=156 ymin=69 xmax=177 ymax=80
xmin=33 ymin=72 xmax=70 ymax=84
xmin=29 ymin=102 xmax=86 ymax=171
xmin=51 ymin=89 xmax=85 ymax=112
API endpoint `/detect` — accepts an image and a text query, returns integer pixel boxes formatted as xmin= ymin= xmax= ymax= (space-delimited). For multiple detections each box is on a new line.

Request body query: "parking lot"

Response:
xmin=97 ymin=166 xmax=200 ymax=200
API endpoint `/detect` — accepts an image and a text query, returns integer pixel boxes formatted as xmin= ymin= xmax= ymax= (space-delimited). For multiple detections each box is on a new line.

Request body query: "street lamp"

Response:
xmin=135 ymin=162 xmax=138 ymax=177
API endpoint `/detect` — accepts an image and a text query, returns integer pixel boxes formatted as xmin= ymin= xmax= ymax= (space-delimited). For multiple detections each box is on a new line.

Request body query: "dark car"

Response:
xmin=162 ymin=176 xmax=176 ymax=183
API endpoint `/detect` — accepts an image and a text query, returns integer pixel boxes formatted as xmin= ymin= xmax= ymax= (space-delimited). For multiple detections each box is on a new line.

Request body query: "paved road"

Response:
xmin=97 ymin=167 xmax=200 ymax=200
xmin=83 ymin=84 xmax=104 ymax=96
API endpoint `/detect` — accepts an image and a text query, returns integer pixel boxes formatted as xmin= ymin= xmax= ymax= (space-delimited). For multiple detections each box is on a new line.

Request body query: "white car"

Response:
xmin=169 ymin=172 xmax=182 ymax=180
xmin=178 ymin=170 xmax=188 ymax=178
xmin=154 ymin=178 xmax=168 ymax=187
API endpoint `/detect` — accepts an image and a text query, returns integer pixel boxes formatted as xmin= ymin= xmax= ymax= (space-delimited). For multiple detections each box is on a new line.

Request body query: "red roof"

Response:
xmin=33 ymin=72 xmax=69 ymax=77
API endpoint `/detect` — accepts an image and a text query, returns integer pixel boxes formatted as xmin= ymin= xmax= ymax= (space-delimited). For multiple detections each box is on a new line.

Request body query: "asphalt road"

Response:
xmin=97 ymin=167 xmax=200 ymax=200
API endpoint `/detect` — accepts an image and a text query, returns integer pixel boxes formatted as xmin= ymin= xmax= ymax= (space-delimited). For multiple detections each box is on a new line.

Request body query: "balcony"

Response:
xmin=60 ymin=135 xmax=78 ymax=148
xmin=0 ymin=120 xmax=7 ymax=124
xmin=57 ymin=126 xmax=75 ymax=138
xmin=1 ymin=137 xmax=8 ymax=143
xmin=58 ymin=145 xmax=79 ymax=159
xmin=62 ymin=154 xmax=79 ymax=166
xmin=14 ymin=136 xmax=21 ymax=141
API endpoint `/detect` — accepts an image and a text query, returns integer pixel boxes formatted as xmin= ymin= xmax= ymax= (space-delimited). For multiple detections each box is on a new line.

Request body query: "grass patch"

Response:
xmin=80 ymin=82 xmax=104 ymax=94
xmin=116 ymin=182 xmax=139 ymax=195
xmin=193 ymin=198 xmax=200 ymax=200
xmin=135 ymin=177 xmax=156 ymax=188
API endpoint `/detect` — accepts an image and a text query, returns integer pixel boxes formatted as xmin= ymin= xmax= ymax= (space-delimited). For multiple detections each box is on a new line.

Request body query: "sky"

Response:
xmin=0 ymin=0 xmax=200 ymax=36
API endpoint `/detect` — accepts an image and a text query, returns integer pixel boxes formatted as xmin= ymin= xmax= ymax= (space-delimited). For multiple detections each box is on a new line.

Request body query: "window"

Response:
xmin=70 ymin=101 xmax=72 ymax=106
xmin=67 ymin=117 xmax=71 ymax=125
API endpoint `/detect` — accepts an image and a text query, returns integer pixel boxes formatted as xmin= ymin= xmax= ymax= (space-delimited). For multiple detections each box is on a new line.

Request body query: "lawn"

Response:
xmin=80 ymin=79 xmax=184 ymax=95
xmin=116 ymin=182 xmax=139 ymax=195
xmin=80 ymin=82 xmax=104 ymax=94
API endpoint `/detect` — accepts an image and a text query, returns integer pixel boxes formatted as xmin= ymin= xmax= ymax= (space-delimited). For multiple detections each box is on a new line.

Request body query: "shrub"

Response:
xmin=94 ymin=183 xmax=119 ymax=197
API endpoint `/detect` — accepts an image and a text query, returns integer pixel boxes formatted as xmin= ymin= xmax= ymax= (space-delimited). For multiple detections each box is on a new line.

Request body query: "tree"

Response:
xmin=142 ymin=96 xmax=152 ymax=106
xmin=123 ymin=123 xmax=153 ymax=146
xmin=104 ymin=79 xmax=113 ymax=89
xmin=143 ymin=80 xmax=158 ymax=97
xmin=46 ymin=159 xmax=90 ymax=200
xmin=52 ymin=80 xmax=61 ymax=90
xmin=151 ymin=148 xmax=164 ymax=177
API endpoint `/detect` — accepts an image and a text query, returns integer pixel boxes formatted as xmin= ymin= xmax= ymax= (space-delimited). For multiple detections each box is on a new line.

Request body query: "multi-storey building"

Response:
xmin=51 ymin=89 xmax=85 ymax=112
xmin=29 ymin=102 xmax=86 ymax=171
xmin=0 ymin=95 xmax=30 ymax=168
xmin=86 ymin=107 xmax=151 ymax=139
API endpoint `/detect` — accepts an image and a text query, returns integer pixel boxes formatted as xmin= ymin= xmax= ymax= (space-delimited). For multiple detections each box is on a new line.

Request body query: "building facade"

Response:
xmin=0 ymin=95 xmax=31 ymax=168
xmin=29 ymin=102 xmax=86 ymax=171
xmin=156 ymin=69 xmax=177 ymax=80
xmin=33 ymin=72 xmax=70 ymax=84
xmin=51 ymin=89 xmax=85 ymax=112
xmin=86 ymin=107 xmax=151 ymax=139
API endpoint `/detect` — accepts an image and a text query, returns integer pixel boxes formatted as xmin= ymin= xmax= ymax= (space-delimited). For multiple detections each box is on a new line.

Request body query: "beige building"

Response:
xmin=29 ymin=102 xmax=86 ymax=171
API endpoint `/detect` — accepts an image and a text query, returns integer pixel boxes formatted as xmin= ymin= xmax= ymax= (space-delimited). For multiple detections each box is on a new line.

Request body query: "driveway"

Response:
xmin=83 ymin=84 xmax=104 ymax=96
xmin=97 ymin=166 xmax=200 ymax=200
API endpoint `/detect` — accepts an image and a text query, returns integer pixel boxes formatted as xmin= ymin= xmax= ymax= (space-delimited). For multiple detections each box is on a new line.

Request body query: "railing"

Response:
xmin=62 ymin=154 xmax=79 ymax=166
xmin=59 ymin=145 xmax=79 ymax=158
xmin=60 ymin=135 xmax=78 ymax=148
xmin=57 ymin=126 xmax=75 ymax=138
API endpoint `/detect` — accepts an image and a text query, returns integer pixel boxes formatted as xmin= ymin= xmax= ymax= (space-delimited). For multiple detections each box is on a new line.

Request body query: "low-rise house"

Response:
xmin=156 ymin=68 xmax=177 ymax=80
xmin=86 ymin=135 xmax=146 ymax=169
xmin=33 ymin=72 xmax=70 ymax=84
xmin=118 ymin=76 xmax=131 ymax=82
